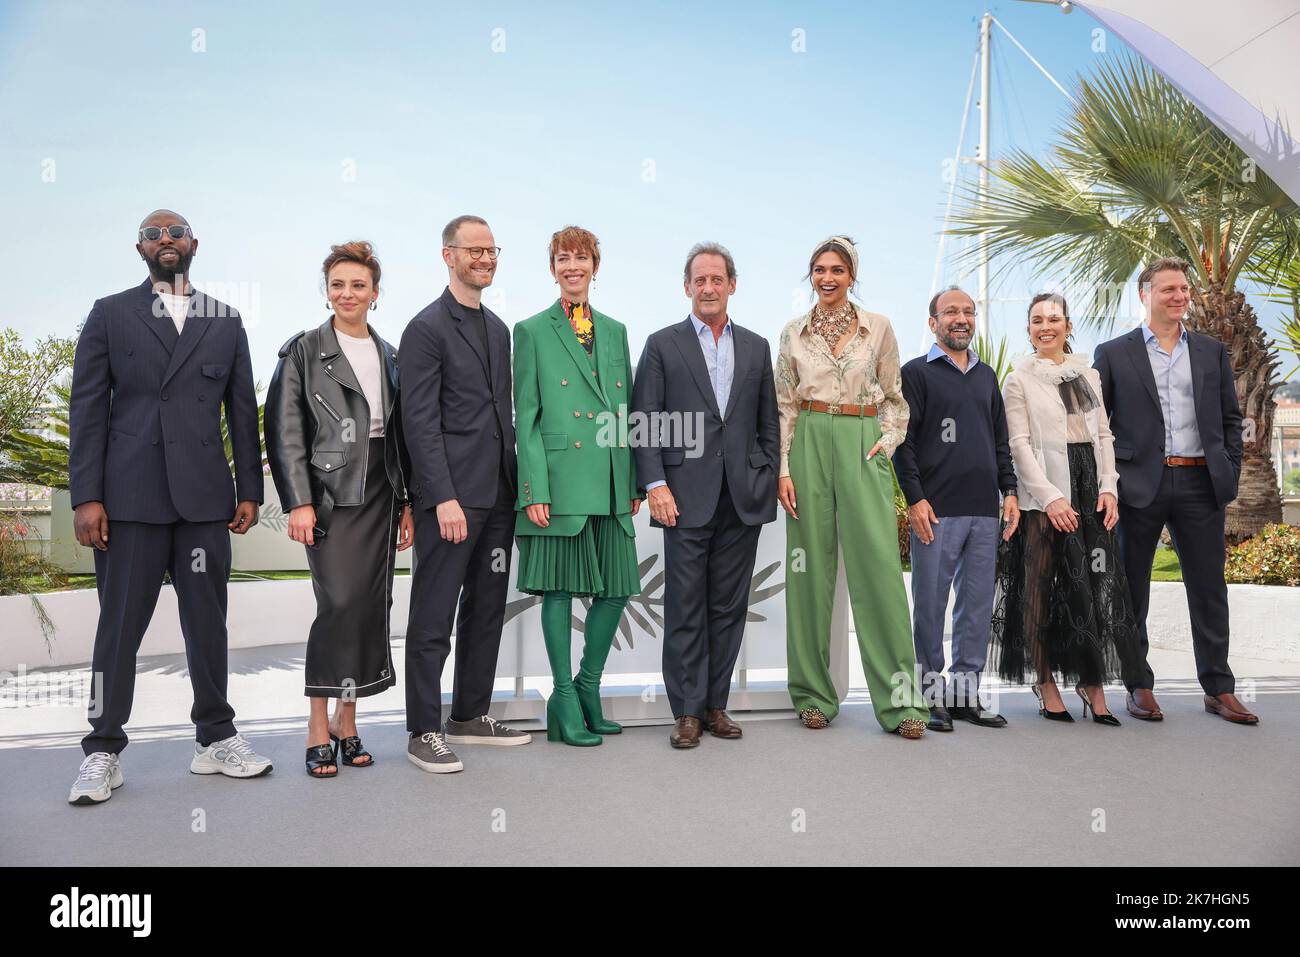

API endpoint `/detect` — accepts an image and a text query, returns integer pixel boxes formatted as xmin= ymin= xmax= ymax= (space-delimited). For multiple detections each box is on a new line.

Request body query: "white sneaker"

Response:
xmin=190 ymin=733 xmax=273 ymax=778
xmin=69 ymin=752 xmax=123 ymax=805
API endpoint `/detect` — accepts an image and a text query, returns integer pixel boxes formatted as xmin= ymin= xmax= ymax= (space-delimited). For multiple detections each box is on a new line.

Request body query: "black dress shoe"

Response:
xmin=949 ymin=703 xmax=1008 ymax=728
xmin=927 ymin=705 xmax=954 ymax=732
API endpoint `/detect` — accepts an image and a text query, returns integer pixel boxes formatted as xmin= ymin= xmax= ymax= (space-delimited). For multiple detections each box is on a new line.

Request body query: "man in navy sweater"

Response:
xmin=893 ymin=286 xmax=1019 ymax=731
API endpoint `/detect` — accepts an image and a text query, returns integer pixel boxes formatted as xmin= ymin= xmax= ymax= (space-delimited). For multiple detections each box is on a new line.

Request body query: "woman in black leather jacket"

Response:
xmin=265 ymin=241 xmax=413 ymax=778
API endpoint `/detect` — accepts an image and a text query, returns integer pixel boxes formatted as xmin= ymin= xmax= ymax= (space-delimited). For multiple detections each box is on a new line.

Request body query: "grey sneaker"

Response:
xmin=190 ymin=733 xmax=273 ymax=778
xmin=69 ymin=752 xmax=123 ymax=806
xmin=407 ymin=731 xmax=464 ymax=773
xmin=445 ymin=714 xmax=532 ymax=746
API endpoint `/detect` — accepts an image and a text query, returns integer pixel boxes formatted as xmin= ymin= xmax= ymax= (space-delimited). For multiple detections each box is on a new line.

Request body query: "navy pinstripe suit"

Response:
xmin=69 ymin=278 xmax=263 ymax=754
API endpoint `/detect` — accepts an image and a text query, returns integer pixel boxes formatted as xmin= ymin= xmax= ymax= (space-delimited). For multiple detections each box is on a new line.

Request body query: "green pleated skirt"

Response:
xmin=516 ymin=514 xmax=642 ymax=598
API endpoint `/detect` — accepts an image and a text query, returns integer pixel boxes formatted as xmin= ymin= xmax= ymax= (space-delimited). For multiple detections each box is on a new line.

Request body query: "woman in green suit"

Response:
xmin=514 ymin=225 xmax=641 ymax=746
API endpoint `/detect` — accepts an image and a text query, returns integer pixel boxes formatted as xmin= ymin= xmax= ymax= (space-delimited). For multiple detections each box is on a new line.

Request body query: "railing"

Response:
xmin=1274 ymin=424 xmax=1300 ymax=495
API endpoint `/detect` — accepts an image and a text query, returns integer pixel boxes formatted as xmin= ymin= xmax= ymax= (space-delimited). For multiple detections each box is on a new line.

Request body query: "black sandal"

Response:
xmin=305 ymin=742 xmax=337 ymax=778
xmin=330 ymin=733 xmax=374 ymax=767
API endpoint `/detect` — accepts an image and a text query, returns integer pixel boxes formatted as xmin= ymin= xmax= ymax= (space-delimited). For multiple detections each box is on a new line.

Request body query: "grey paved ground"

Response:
xmin=2 ymin=642 xmax=1297 ymax=866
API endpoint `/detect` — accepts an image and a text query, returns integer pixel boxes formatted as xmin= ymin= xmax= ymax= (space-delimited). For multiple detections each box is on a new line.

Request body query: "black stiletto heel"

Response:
xmin=1075 ymin=685 xmax=1121 ymax=726
xmin=1032 ymin=684 xmax=1074 ymax=722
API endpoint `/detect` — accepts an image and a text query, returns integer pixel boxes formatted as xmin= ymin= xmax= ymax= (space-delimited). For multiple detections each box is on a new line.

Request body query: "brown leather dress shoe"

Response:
xmin=1204 ymin=693 xmax=1259 ymax=725
xmin=1126 ymin=688 xmax=1164 ymax=721
xmin=670 ymin=715 xmax=703 ymax=749
xmin=704 ymin=708 xmax=742 ymax=739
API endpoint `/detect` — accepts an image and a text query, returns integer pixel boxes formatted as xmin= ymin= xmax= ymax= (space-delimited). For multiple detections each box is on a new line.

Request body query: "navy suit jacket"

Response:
xmin=69 ymin=278 xmax=263 ymax=524
xmin=631 ymin=317 xmax=780 ymax=528
xmin=1093 ymin=327 xmax=1242 ymax=510
xmin=398 ymin=286 xmax=517 ymax=510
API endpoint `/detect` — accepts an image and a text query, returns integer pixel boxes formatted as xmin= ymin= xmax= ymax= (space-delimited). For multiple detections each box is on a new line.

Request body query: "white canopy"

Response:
xmin=1077 ymin=1 xmax=1300 ymax=204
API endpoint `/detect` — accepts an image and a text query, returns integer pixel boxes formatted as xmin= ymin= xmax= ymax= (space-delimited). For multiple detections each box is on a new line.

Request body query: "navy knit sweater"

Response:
xmin=891 ymin=352 xmax=1017 ymax=518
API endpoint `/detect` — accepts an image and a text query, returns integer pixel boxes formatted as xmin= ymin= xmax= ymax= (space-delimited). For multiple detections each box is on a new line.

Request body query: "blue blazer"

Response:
xmin=1093 ymin=327 xmax=1242 ymax=510
xmin=69 ymin=278 xmax=263 ymax=523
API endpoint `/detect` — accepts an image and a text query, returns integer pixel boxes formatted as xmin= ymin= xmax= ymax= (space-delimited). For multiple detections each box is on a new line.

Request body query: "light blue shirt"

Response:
xmin=690 ymin=312 xmax=735 ymax=417
xmin=1142 ymin=323 xmax=1203 ymax=456
xmin=645 ymin=314 xmax=735 ymax=494
xmin=926 ymin=342 xmax=979 ymax=374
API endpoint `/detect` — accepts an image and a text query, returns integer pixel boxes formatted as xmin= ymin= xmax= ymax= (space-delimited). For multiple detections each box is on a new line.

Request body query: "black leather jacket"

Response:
xmin=265 ymin=318 xmax=410 ymax=531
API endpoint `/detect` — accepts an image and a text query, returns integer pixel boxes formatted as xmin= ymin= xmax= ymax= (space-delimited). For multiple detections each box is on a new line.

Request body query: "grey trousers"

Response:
xmin=909 ymin=514 xmax=1000 ymax=706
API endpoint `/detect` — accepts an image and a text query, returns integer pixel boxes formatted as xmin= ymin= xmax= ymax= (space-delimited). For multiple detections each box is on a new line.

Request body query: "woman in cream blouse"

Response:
xmin=775 ymin=236 xmax=929 ymax=739
xmin=991 ymin=293 xmax=1140 ymax=725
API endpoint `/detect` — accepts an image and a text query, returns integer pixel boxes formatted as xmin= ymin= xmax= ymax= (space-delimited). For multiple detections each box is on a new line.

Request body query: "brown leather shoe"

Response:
xmin=704 ymin=708 xmax=742 ymax=739
xmin=669 ymin=715 xmax=702 ymax=749
xmin=1204 ymin=693 xmax=1259 ymax=725
xmin=1126 ymin=688 xmax=1164 ymax=721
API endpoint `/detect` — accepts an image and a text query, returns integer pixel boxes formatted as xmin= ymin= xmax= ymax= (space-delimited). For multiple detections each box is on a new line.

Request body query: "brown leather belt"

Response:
xmin=1164 ymin=456 xmax=1207 ymax=467
xmin=800 ymin=400 xmax=878 ymax=417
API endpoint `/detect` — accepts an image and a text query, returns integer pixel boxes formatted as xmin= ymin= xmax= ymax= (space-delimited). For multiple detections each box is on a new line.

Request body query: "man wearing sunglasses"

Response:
xmin=399 ymin=214 xmax=530 ymax=775
xmin=66 ymin=209 xmax=270 ymax=805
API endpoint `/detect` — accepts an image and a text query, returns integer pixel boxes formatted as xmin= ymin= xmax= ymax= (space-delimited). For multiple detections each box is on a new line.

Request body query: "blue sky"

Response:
xmin=2 ymin=0 xmax=1284 ymax=382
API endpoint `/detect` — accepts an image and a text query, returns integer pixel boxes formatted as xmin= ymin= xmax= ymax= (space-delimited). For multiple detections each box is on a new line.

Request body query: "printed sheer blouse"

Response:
xmin=774 ymin=303 xmax=909 ymax=476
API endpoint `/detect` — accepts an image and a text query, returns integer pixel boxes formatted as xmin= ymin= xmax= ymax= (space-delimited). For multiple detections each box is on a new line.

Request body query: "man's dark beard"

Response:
xmin=939 ymin=329 xmax=971 ymax=352
xmin=147 ymin=247 xmax=193 ymax=282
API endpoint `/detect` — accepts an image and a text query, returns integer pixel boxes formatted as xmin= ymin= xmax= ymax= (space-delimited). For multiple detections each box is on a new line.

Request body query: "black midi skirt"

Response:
xmin=990 ymin=442 xmax=1142 ymax=687
xmin=303 ymin=437 xmax=400 ymax=699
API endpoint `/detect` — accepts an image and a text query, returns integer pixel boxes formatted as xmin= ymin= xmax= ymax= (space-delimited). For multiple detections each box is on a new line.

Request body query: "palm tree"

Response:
xmin=1 ymin=381 xmax=71 ymax=488
xmin=949 ymin=53 xmax=1300 ymax=542
xmin=973 ymin=331 xmax=1013 ymax=387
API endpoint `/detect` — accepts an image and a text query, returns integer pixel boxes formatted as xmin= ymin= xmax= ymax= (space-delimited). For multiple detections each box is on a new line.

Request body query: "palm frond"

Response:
xmin=972 ymin=331 xmax=1014 ymax=387
xmin=946 ymin=49 xmax=1300 ymax=327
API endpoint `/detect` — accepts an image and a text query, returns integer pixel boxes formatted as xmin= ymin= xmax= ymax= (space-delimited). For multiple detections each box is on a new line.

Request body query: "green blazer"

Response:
xmin=513 ymin=301 xmax=638 ymax=537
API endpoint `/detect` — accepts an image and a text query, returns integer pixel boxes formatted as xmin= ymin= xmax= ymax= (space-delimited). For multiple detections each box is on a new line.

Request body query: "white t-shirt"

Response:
xmin=158 ymin=293 xmax=189 ymax=335
xmin=335 ymin=328 xmax=385 ymax=437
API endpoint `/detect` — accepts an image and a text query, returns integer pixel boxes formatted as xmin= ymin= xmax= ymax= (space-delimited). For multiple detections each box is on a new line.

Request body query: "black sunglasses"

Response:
xmin=138 ymin=225 xmax=192 ymax=242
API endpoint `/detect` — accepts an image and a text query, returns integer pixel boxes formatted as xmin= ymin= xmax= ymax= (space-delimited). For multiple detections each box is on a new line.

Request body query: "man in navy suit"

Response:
xmin=1094 ymin=256 xmax=1256 ymax=725
xmin=66 ymin=210 xmax=271 ymax=805
xmin=398 ymin=214 xmax=531 ymax=775
xmin=632 ymin=242 xmax=780 ymax=749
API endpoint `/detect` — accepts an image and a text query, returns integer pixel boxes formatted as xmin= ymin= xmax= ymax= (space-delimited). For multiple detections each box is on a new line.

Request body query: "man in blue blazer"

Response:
xmin=66 ymin=210 xmax=270 ymax=805
xmin=632 ymin=243 xmax=780 ymax=748
xmin=1093 ymin=257 xmax=1256 ymax=725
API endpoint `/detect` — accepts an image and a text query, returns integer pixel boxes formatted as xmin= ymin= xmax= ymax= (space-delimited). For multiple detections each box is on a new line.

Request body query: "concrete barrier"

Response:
xmin=4 ymin=573 xmax=1297 ymax=674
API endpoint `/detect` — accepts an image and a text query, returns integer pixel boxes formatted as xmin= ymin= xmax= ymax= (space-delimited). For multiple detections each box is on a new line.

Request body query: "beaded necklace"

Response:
xmin=810 ymin=300 xmax=857 ymax=353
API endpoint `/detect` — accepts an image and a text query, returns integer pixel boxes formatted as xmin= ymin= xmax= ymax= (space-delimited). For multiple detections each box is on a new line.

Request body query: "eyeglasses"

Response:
xmin=938 ymin=307 xmax=977 ymax=319
xmin=446 ymin=245 xmax=501 ymax=260
xmin=138 ymin=225 xmax=192 ymax=242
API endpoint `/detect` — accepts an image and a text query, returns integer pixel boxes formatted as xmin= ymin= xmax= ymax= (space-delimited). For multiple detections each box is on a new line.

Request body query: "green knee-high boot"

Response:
xmin=542 ymin=592 xmax=601 ymax=747
xmin=574 ymin=596 xmax=626 ymax=734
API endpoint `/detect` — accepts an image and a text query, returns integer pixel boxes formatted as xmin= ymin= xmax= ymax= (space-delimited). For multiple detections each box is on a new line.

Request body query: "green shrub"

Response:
xmin=0 ymin=512 xmax=67 ymax=596
xmin=1225 ymin=523 xmax=1300 ymax=586
xmin=893 ymin=469 xmax=911 ymax=565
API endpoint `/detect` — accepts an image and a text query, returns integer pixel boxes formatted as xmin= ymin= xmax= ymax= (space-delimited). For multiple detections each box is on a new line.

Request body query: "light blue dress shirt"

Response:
xmin=926 ymin=342 xmax=980 ymax=374
xmin=1143 ymin=323 xmax=1203 ymax=456
xmin=645 ymin=314 xmax=735 ymax=494
xmin=691 ymin=312 xmax=735 ymax=417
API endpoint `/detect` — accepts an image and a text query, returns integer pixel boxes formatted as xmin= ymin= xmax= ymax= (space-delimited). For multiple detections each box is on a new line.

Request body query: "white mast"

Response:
xmin=927 ymin=4 xmax=1074 ymax=357
xmin=977 ymin=11 xmax=992 ymax=323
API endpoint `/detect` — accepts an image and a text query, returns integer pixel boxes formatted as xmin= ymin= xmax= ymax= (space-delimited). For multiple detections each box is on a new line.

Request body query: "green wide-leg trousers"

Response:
xmin=785 ymin=409 xmax=927 ymax=731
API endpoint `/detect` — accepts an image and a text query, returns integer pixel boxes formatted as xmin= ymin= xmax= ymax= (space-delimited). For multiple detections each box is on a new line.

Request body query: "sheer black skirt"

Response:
xmin=990 ymin=443 xmax=1141 ymax=687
